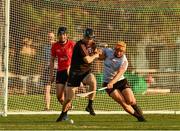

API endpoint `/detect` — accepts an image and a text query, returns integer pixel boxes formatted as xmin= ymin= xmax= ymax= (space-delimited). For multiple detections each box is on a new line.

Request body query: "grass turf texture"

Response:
xmin=0 ymin=114 xmax=180 ymax=130
xmin=7 ymin=93 xmax=180 ymax=111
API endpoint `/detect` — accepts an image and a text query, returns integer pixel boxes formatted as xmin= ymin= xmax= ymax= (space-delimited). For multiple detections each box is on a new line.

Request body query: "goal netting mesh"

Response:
xmin=1 ymin=0 xmax=180 ymax=115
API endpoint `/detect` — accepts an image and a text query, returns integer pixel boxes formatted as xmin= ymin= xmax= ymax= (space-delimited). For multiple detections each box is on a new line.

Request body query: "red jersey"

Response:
xmin=51 ymin=40 xmax=75 ymax=71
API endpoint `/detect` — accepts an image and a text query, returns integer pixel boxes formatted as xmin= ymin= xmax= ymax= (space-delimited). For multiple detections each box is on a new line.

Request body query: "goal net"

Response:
xmin=1 ymin=0 xmax=180 ymax=115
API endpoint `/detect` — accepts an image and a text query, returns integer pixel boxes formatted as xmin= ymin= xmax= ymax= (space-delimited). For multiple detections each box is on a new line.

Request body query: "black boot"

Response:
xmin=86 ymin=100 xmax=96 ymax=116
xmin=86 ymin=106 xmax=96 ymax=116
xmin=56 ymin=111 xmax=68 ymax=122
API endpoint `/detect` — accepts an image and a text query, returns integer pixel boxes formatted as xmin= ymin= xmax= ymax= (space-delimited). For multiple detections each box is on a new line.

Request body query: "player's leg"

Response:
xmin=109 ymin=89 xmax=135 ymax=115
xmin=82 ymin=73 xmax=97 ymax=116
xmin=122 ymin=88 xmax=146 ymax=122
xmin=44 ymin=84 xmax=51 ymax=110
xmin=43 ymin=67 xmax=51 ymax=110
xmin=56 ymin=86 xmax=76 ymax=122
xmin=56 ymin=70 xmax=80 ymax=122
xmin=56 ymin=83 xmax=73 ymax=110
xmin=63 ymin=87 xmax=76 ymax=112
xmin=55 ymin=70 xmax=70 ymax=105
xmin=110 ymin=89 xmax=145 ymax=121
xmin=122 ymin=88 xmax=136 ymax=105
xmin=56 ymin=83 xmax=65 ymax=105
xmin=56 ymin=70 xmax=66 ymax=105
xmin=83 ymin=73 xmax=96 ymax=100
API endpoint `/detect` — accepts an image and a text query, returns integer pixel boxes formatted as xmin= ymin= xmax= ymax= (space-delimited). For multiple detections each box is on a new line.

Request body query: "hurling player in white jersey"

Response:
xmin=99 ymin=41 xmax=146 ymax=122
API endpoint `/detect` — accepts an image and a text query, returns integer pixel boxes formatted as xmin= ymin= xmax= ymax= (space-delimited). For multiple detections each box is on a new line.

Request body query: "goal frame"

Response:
xmin=1 ymin=0 xmax=10 ymax=117
xmin=1 ymin=0 xmax=180 ymax=116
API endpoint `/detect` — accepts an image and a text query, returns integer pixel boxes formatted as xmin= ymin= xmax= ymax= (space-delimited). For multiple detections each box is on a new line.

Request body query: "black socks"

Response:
xmin=62 ymin=111 xmax=67 ymax=115
xmin=132 ymin=104 xmax=146 ymax=122
xmin=132 ymin=105 xmax=143 ymax=116
xmin=88 ymin=99 xmax=93 ymax=107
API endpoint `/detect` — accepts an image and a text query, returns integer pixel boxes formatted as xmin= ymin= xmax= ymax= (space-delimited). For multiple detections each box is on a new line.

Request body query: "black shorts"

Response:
xmin=67 ymin=71 xmax=90 ymax=87
xmin=103 ymin=79 xmax=131 ymax=96
xmin=56 ymin=70 xmax=68 ymax=85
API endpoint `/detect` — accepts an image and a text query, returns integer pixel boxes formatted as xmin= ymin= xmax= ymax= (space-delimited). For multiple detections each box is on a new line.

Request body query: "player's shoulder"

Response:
xmin=51 ymin=41 xmax=58 ymax=48
xmin=52 ymin=41 xmax=58 ymax=45
xmin=68 ymin=39 xmax=75 ymax=44
xmin=122 ymin=54 xmax=128 ymax=61
xmin=103 ymin=48 xmax=113 ymax=54
xmin=76 ymin=39 xmax=82 ymax=44
xmin=67 ymin=40 xmax=76 ymax=47
xmin=74 ymin=40 xmax=83 ymax=47
xmin=103 ymin=47 xmax=113 ymax=50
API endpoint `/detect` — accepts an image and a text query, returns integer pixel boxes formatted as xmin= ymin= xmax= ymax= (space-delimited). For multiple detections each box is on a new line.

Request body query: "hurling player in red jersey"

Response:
xmin=49 ymin=27 xmax=75 ymax=113
xmin=56 ymin=28 xmax=101 ymax=122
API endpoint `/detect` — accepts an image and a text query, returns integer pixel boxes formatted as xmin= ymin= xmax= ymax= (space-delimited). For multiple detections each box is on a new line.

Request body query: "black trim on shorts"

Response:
xmin=103 ymin=78 xmax=131 ymax=96
xmin=56 ymin=69 xmax=68 ymax=85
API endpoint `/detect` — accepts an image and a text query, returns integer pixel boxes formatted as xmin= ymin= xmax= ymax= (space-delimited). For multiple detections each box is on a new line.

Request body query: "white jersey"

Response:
xmin=103 ymin=48 xmax=128 ymax=83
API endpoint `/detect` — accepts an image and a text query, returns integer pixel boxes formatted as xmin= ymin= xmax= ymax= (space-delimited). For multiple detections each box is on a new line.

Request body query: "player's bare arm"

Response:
xmin=97 ymin=48 xmax=105 ymax=60
xmin=83 ymin=53 xmax=99 ymax=63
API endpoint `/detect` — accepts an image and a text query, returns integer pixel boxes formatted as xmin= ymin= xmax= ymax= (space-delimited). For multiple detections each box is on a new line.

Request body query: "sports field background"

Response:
xmin=1 ymin=0 xmax=180 ymax=113
xmin=1 ymin=1 xmax=180 ymax=130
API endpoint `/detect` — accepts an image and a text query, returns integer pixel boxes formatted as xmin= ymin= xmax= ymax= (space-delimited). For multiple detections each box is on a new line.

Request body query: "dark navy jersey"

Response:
xmin=70 ymin=40 xmax=96 ymax=73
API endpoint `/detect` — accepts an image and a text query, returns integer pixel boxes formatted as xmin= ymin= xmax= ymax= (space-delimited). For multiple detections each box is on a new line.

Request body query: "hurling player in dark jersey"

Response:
xmin=56 ymin=28 xmax=100 ymax=122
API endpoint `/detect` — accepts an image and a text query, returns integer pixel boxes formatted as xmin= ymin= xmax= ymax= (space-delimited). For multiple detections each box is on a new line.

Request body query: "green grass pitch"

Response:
xmin=0 ymin=114 xmax=180 ymax=130
xmin=1 ymin=93 xmax=180 ymax=130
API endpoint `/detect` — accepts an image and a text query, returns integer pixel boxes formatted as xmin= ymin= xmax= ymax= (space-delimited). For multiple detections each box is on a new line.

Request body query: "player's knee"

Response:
xmin=88 ymin=74 xmax=97 ymax=85
xmin=58 ymin=98 xmax=64 ymax=105
xmin=126 ymin=99 xmax=136 ymax=105
xmin=64 ymin=97 xmax=72 ymax=104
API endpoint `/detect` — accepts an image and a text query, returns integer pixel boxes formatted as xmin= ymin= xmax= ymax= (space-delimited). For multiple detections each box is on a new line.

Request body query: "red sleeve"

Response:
xmin=71 ymin=41 xmax=76 ymax=48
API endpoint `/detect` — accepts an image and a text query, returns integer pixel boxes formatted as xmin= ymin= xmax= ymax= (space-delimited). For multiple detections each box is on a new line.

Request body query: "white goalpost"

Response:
xmin=3 ymin=0 xmax=10 ymax=117
xmin=1 ymin=0 xmax=180 ymax=116
xmin=0 ymin=0 xmax=10 ymax=117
